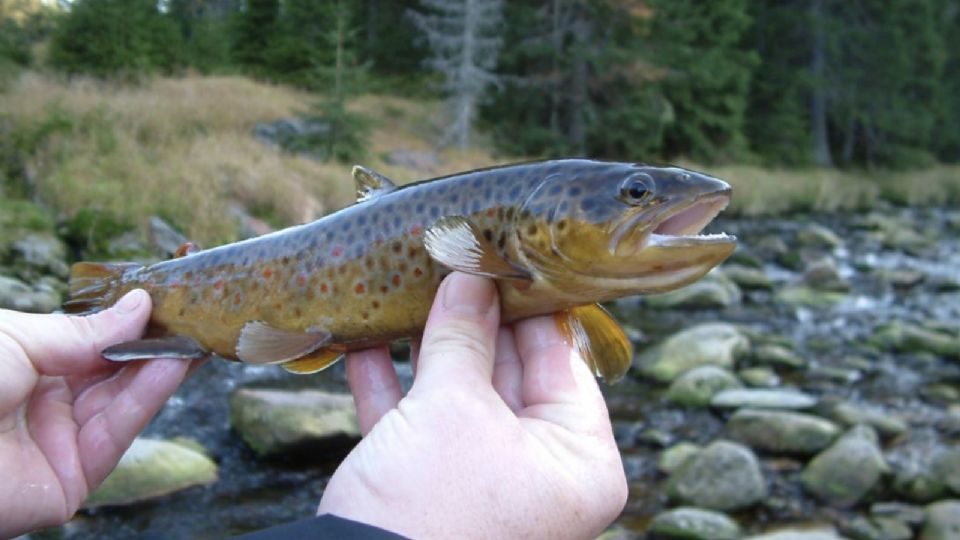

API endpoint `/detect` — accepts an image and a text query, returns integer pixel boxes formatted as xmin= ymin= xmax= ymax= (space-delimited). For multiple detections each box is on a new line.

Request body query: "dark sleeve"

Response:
xmin=231 ymin=514 xmax=410 ymax=540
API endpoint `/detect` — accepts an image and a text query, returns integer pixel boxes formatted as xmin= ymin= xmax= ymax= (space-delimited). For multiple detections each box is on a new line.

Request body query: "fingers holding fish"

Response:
xmin=412 ymin=273 xmax=501 ymax=392
xmin=492 ymin=326 xmax=524 ymax=413
xmin=345 ymin=346 xmax=402 ymax=436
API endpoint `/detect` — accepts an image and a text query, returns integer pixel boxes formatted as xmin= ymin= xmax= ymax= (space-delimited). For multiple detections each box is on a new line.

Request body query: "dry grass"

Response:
xmin=2 ymin=72 xmax=957 ymax=250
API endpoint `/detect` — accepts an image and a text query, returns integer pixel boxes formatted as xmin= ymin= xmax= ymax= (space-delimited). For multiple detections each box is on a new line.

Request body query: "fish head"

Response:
xmin=515 ymin=161 xmax=737 ymax=295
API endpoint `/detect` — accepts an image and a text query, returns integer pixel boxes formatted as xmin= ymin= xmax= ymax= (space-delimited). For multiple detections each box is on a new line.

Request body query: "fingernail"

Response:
xmin=114 ymin=289 xmax=145 ymax=314
xmin=442 ymin=273 xmax=496 ymax=316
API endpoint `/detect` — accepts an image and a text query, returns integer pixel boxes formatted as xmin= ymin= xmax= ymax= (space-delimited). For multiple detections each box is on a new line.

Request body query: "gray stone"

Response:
xmin=775 ymin=286 xmax=848 ymax=308
xmin=738 ymin=367 xmax=781 ymax=387
xmin=84 ymin=438 xmax=217 ymax=508
xmin=666 ymin=366 xmax=743 ymax=407
xmin=841 ymin=515 xmax=912 ymax=540
xmin=803 ymin=256 xmax=852 ymax=292
xmin=745 ymin=527 xmax=849 ymax=540
xmin=667 ymin=440 xmax=767 ymax=511
xmin=711 ymin=389 xmax=818 ymax=410
xmin=874 ymin=268 xmax=926 ymax=290
xmin=920 ymin=500 xmax=960 ymax=540
xmin=658 ymin=443 xmax=702 ymax=474
xmin=797 ymin=224 xmax=844 ymax=249
xmin=869 ymin=320 xmax=960 ymax=359
xmin=726 ymin=409 xmax=840 ymax=455
xmin=932 ymin=448 xmax=960 ymax=495
xmin=802 ymin=426 xmax=889 ymax=506
xmin=753 ymin=235 xmax=789 ymax=260
xmin=0 ymin=275 xmax=61 ymax=313
xmin=724 ymin=264 xmax=774 ymax=290
xmin=229 ymin=388 xmax=360 ymax=457
xmin=751 ymin=344 xmax=808 ymax=369
xmin=634 ymin=323 xmax=750 ymax=383
xmin=648 ymin=507 xmax=742 ymax=540
xmin=645 ymin=270 xmax=742 ymax=309
xmin=870 ymin=502 xmax=927 ymax=526
xmin=10 ymin=232 xmax=69 ymax=279
xmin=824 ymin=401 xmax=908 ymax=437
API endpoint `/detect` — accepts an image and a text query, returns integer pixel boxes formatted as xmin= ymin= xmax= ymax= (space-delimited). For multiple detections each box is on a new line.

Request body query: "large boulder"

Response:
xmin=634 ymin=323 xmax=750 ymax=383
xmin=667 ymin=440 xmax=767 ymax=512
xmin=0 ymin=274 xmax=61 ymax=313
xmin=648 ymin=507 xmax=742 ymax=540
xmin=10 ymin=232 xmax=70 ymax=280
xmin=645 ymin=270 xmax=742 ymax=310
xmin=801 ymin=425 xmax=889 ymax=506
xmin=229 ymin=388 xmax=360 ymax=457
xmin=726 ymin=409 xmax=840 ymax=455
xmin=84 ymin=438 xmax=217 ymax=508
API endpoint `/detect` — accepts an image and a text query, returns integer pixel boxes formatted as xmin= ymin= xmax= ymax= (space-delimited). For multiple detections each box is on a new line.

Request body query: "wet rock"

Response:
xmin=869 ymin=320 xmax=960 ymax=359
xmin=870 ymin=502 xmax=927 ymax=526
xmin=711 ymin=389 xmax=818 ymax=410
xmin=874 ymin=268 xmax=926 ymax=290
xmin=665 ymin=366 xmax=743 ymax=407
xmin=634 ymin=323 xmax=749 ymax=383
xmin=801 ymin=425 xmax=889 ymax=506
xmin=83 ymin=438 xmax=217 ymax=508
xmin=881 ymin=226 xmax=933 ymax=257
xmin=0 ymin=275 xmax=61 ymax=313
xmin=754 ymin=235 xmax=789 ymax=260
xmin=726 ymin=409 xmax=840 ymax=455
xmin=645 ymin=270 xmax=742 ymax=309
xmin=10 ymin=232 xmax=69 ymax=279
xmin=648 ymin=507 xmax=742 ymax=540
xmin=229 ymin=388 xmax=359 ymax=457
xmin=738 ymin=367 xmax=781 ymax=387
xmin=745 ymin=529 xmax=849 ymax=540
xmin=724 ymin=264 xmax=774 ymax=290
xmin=797 ymin=224 xmax=844 ymax=250
xmin=149 ymin=216 xmax=189 ymax=256
xmin=659 ymin=443 xmax=702 ymax=474
xmin=822 ymin=401 xmax=908 ymax=438
xmin=932 ymin=448 xmax=960 ymax=495
xmin=840 ymin=515 xmax=912 ymax=540
xmin=727 ymin=249 xmax=765 ymax=268
xmin=803 ymin=256 xmax=852 ymax=292
xmin=920 ymin=500 xmax=960 ymax=540
xmin=751 ymin=344 xmax=808 ymax=370
xmin=775 ymin=286 xmax=848 ymax=308
xmin=667 ymin=440 xmax=767 ymax=511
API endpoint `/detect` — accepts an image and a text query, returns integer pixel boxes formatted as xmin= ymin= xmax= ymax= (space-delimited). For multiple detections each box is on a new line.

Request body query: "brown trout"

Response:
xmin=66 ymin=160 xmax=736 ymax=382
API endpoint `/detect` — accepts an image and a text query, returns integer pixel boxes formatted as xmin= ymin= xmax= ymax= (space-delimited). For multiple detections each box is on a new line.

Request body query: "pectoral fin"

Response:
xmin=102 ymin=335 xmax=207 ymax=362
xmin=354 ymin=165 xmax=397 ymax=202
xmin=555 ymin=304 xmax=633 ymax=384
xmin=423 ymin=216 xmax=531 ymax=280
xmin=236 ymin=321 xmax=331 ymax=364
xmin=282 ymin=348 xmax=345 ymax=374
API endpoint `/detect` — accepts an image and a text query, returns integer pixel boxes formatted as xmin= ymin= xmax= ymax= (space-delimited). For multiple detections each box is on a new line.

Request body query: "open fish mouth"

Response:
xmin=646 ymin=192 xmax=735 ymax=248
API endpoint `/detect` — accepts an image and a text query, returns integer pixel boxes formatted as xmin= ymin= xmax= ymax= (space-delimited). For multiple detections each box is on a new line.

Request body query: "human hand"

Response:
xmin=319 ymin=273 xmax=628 ymax=539
xmin=0 ymin=290 xmax=195 ymax=537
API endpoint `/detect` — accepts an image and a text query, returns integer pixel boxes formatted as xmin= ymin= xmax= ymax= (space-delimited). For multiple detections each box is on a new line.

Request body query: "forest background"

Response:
xmin=1 ymin=0 xmax=958 ymax=248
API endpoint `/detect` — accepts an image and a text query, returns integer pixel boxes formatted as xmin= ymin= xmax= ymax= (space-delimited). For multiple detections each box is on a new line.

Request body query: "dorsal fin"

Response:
xmin=353 ymin=165 xmax=397 ymax=202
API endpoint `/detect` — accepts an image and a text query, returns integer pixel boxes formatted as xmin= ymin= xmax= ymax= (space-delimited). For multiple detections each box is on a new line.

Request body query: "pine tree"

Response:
xmin=410 ymin=0 xmax=504 ymax=149
xmin=646 ymin=0 xmax=757 ymax=162
xmin=231 ymin=0 xmax=278 ymax=73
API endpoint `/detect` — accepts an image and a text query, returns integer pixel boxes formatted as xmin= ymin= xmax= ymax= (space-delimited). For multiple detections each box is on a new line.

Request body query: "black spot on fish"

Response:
xmin=483 ymin=229 xmax=493 ymax=242
xmin=557 ymin=219 xmax=568 ymax=231
xmin=509 ymin=186 xmax=521 ymax=199
xmin=371 ymin=214 xmax=380 ymax=224
xmin=569 ymin=186 xmax=582 ymax=197
xmin=415 ymin=202 xmax=425 ymax=213
xmin=483 ymin=188 xmax=493 ymax=200
xmin=581 ymin=198 xmax=597 ymax=211
xmin=495 ymin=175 xmax=508 ymax=186
xmin=393 ymin=216 xmax=403 ymax=229
xmin=471 ymin=177 xmax=483 ymax=188
xmin=429 ymin=206 xmax=440 ymax=219
xmin=506 ymin=208 xmax=515 ymax=220
xmin=451 ymin=194 xmax=460 ymax=204
xmin=358 ymin=215 xmax=367 ymax=226
xmin=548 ymin=183 xmax=563 ymax=196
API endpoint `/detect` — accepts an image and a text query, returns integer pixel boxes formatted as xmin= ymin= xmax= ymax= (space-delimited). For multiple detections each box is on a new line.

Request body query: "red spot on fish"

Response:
xmin=410 ymin=226 xmax=422 ymax=236
xmin=234 ymin=292 xmax=241 ymax=304
xmin=274 ymin=302 xmax=283 ymax=310
xmin=486 ymin=208 xmax=496 ymax=217
xmin=332 ymin=245 xmax=344 ymax=257
xmin=263 ymin=268 xmax=273 ymax=279
xmin=355 ymin=283 xmax=366 ymax=294
xmin=380 ymin=285 xmax=389 ymax=294
xmin=297 ymin=275 xmax=306 ymax=287
xmin=320 ymin=283 xmax=329 ymax=294
xmin=214 ymin=280 xmax=223 ymax=290
xmin=414 ymin=267 xmax=423 ymax=277
xmin=392 ymin=275 xmax=401 ymax=287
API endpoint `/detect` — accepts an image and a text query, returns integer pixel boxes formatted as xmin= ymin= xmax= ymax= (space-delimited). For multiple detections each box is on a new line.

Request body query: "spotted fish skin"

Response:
xmin=66 ymin=159 xmax=737 ymax=379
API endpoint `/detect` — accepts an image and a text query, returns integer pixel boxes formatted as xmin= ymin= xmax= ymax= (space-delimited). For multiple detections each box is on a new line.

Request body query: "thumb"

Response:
xmin=412 ymin=272 xmax=500 ymax=391
xmin=1 ymin=289 xmax=153 ymax=377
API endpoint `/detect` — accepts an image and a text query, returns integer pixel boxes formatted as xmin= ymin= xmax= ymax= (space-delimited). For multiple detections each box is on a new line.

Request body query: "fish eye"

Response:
xmin=619 ymin=174 xmax=654 ymax=205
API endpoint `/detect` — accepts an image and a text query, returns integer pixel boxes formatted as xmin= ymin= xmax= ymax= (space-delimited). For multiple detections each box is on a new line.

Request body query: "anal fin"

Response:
xmin=555 ymin=304 xmax=633 ymax=384
xmin=282 ymin=348 xmax=345 ymax=374
xmin=102 ymin=335 xmax=207 ymax=362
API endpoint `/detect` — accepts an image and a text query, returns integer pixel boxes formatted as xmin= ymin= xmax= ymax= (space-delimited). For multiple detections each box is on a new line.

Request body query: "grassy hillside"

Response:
xmin=2 ymin=72 xmax=958 ymax=251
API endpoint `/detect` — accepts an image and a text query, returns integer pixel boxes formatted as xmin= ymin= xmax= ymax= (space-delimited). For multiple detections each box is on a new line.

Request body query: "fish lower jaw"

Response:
xmin=646 ymin=232 xmax=737 ymax=248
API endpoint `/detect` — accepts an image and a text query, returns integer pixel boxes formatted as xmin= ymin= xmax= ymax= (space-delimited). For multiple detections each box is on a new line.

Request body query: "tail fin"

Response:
xmin=65 ymin=262 xmax=142 ymax=315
